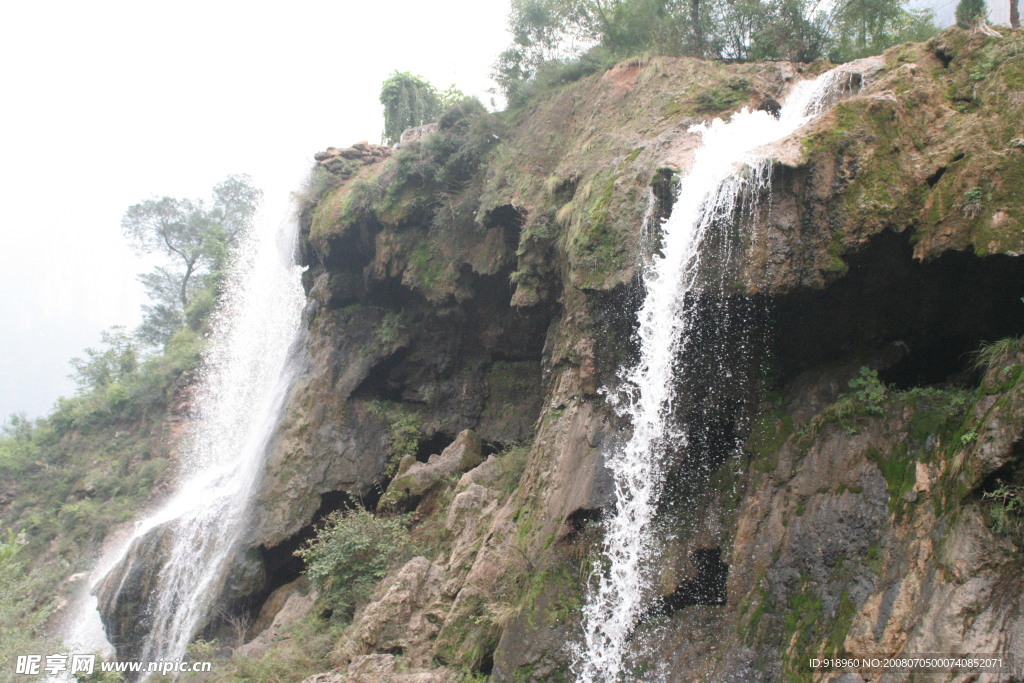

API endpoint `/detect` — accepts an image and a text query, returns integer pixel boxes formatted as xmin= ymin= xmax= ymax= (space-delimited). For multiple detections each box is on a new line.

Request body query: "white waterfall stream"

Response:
xmin=66 ymin=205 xmax=306 ymax=665
xmin=574 ymin=68 xmax=849 ymax=682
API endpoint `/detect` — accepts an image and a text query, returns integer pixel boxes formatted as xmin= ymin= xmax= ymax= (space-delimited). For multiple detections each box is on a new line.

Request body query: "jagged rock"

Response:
xmin=445 ymin=483 xmax=499 ymax=575
xmin=301 ymin=674 xmax=344 ymax=683
xmin=397 ymin=122 xmax=439 ymax=147
xmin=313 ymin=142 xmax=392 ymax=175
xmin=338 ymin=557 xmax=448 ymax=667
xmin=346 ymin=654 xmax=459 ymax=682
xmin=246 ymin=577 xmax=309 ymax=644
xmin=380 ymin=430 xmax=484 ymax=510
xmin=247 ymin=31 xmax=1024 ymax=680
xmin=456 ymin=454 xmax=502 ymax=489
xmin=234 ymin=590 xmax=316 ymax=659
xmin=218 ymin=546 xmax=268 ymax=606
xmin=94 ymin=522 xmax=177 ymax=661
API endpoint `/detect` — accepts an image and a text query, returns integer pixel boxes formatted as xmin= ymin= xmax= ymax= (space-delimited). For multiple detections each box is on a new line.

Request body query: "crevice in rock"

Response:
xmin=646 ymin=548 xmax=729 ymax=622
xmin=482 ymin=204 xmax=527 ymax=256
xmin=925 ymin=166 xmax=946 ymax=187
xmin=977 ymin=442 xmax=1024 ymax=496
xmin=773 ymin=230 xmax=1024 ymax=389
xmin=651 ymin=167 xmax=678 ymax=225
xmin=561 ymin=507 xmax=604 ymax=545
xmin=251 ymin=490 xmax=359 ymax=622
xmin=417 ymin=431 xmax=456 ymax=462
xmin=351 ymin=349 xmax=412 ymax=401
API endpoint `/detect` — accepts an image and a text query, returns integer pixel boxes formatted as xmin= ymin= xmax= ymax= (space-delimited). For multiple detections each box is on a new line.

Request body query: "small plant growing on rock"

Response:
xmin=849 ymin=366 xmax=887 ymax=415
xmin=295 ymin=507 xmax=413 ymax=617
xmin=983 ymin=483 xmax=1024 ymax=544
xmin=960 ymin=185 xmax=985 ymax=218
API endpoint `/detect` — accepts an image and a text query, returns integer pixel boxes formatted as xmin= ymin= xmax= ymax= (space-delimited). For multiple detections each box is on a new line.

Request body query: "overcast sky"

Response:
xmin=0 ymin=0 xmax=512 ymax=418
xmin=0 ymin=0 xmax=1000 ymax=420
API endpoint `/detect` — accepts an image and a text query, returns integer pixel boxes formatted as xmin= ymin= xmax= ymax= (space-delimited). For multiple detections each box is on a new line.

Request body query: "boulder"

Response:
xmin=234 ymin=590 xmax=316 ymax=659
xmin=338 ymin=557 xmax=448 ymax=667
xmin=380 ymin=430 xmax=483 ymax=510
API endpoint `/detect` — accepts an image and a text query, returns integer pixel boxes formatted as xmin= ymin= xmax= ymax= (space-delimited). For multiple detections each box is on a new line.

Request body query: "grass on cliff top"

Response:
xmin=478 ymin=56 xmax=806 ymax=290
xmin=802 ymin=27 xmax=1024 ymax=262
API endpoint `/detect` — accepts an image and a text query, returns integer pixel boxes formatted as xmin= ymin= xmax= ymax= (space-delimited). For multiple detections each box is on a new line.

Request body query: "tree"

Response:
xmin=956 ymin=0 xmax=987 ymax=26
xmin=1011 ymin=0 xmax=1019 ymax=27
xmin=494 ymin=0 xmax=938 ymax=98
xmin=68 ymin=327 xmax=138 ymax=394
xmin=379 ymin=72 xmax=443 ymax=146
xmin=828 ymin=0 xmax=936 ymax=61
xmin=122 ymin=175 xmax=261 ymax=345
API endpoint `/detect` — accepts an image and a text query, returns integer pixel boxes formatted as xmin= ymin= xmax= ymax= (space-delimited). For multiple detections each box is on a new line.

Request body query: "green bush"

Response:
xmin=295 ymin=507 xmax=413 ymax=616
xmin=848 ymin=366 xmax=887 ymax=415
xmin=983 ymin=483 xmax=1024 ymax=544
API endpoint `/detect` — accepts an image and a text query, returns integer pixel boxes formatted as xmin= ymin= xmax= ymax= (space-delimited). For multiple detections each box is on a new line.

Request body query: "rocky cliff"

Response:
xmin=102 ymin=27 xmax=1024 ymax=682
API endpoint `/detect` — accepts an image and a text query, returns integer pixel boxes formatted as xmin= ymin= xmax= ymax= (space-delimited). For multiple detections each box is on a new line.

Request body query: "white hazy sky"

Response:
xmin=0 ymin=0 xmax=999 ymax=420
xmin=0 ymin=0 xmax=512 ymax=418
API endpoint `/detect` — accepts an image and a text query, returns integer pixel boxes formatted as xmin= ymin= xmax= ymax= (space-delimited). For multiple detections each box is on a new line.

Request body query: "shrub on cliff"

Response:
xmin=295 ymin=507 xmax=413 ymax=617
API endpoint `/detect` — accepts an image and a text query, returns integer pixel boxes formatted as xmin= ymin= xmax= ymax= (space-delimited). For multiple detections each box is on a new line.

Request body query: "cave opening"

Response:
xmin=772 ymin=230 xmax=1024 ymax=390
xmin=416 ymin=431 xmax=456 ymax=462
xmin=241 ymin=489 xmax=360 ymax=635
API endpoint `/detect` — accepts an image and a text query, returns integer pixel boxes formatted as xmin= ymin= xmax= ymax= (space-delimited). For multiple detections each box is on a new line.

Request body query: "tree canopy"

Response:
xmin=379 ymin=72 xmax=466 ymax=146
xmin=955 ymin=0 xmax=987 ymax=26
xmin=495 ymin=0 xmax=938 ymax=102
xmin=122 ymin=175 xmax=261 ymax=345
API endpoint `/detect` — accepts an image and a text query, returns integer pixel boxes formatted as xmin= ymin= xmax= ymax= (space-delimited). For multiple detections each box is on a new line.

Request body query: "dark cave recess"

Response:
xmin=772 ymin=230 xmax=1024 ymax=389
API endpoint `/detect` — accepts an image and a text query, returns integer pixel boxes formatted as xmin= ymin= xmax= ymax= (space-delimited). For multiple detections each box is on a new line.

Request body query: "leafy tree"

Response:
xmin=831 ymin=0 xmax=935 ymax=61
xmin=749 ymin=0 xmax=830 ymax=62
xmin=955 ymin=0 xmax=987 ymax=26
xmin=379 ymin=72 xmax=443 ymax=145
xmin=122 ymin=175 xmax=261 ymax=345
xmin=68 ymin=327 xmax=138 ymax=394
xmin=494 ymin=0 xmax=938 ymax=99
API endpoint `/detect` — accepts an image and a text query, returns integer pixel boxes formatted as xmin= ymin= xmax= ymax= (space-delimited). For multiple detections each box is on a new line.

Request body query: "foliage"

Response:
xmin=956 ymin=0 xmax=987 ymax=27
xmin=493 ymin=443 xmax=531 ymax=496
xmin=368 ymin=401 xmax=423 ymax=476
xmin=973 ymin=337 xmax=1023 ymax=373
xmin=848 ymin=366 xmax=888 ymax=415
xmin=494 ymin=0 xmax=938 ymax=102
xmin=829 ymin=0 xmax=936 ymax=61
xmin=295 ymin=507 xmax=414 ymax=616
xmin=122 ymin=175 xmax=261 ymax=346
xmin=380 ymin=72 xmax=444 ymax=146
xmin=181 ymin=615 xmax=345 ymax=683
xmin=68 ymin=327 xmax=139 ymax=394
xmin=294 ymin=166 xmax=345 ymax=214
xmin=0 ymin=530 xmax=58 ymax=671
xmin=983 ymin=483 xmax=1024 ymax=543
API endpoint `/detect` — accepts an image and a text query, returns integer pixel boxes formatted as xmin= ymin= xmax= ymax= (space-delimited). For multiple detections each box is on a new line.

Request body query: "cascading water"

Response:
xmin=73 ymin=205 xmax=306 ymax=665
xmin=574 ymin=68 xmax=850 ymax=682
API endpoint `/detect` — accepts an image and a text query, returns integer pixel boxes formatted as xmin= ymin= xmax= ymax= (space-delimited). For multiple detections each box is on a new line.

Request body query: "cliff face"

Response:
xmin=248 ymin=28 xmax=1024 ymax=681
xmin=102 ymin=28 xmax=1024 ymax=680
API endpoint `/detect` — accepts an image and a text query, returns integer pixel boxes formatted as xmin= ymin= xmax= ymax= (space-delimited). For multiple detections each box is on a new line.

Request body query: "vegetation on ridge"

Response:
xmin=494 ymin=0 xmax=938 ymax=104
xmin=0 ymin=176 xmax=262 ymax=670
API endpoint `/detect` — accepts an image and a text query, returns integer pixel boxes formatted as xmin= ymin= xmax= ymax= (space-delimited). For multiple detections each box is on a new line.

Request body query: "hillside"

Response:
xmin=32 ymin=25 xmax=1024 ymax=682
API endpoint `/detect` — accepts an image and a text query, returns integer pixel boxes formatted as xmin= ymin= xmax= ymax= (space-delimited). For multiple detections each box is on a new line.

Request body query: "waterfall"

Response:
xmin=71 ymin=205 xmax=306 ymax=664
xmin=574 ymin=68 xmax=848 ymax=682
